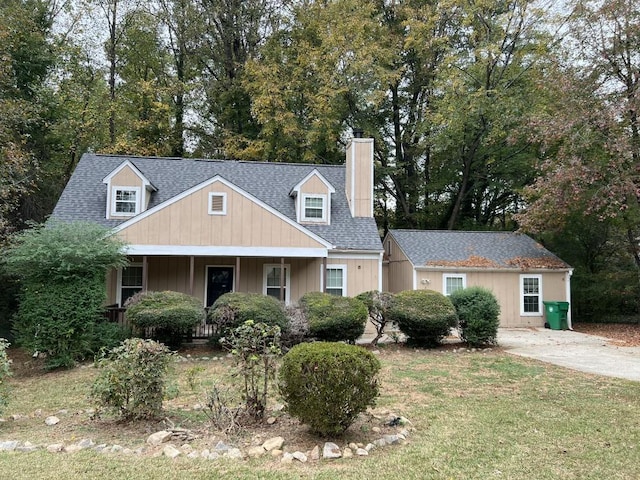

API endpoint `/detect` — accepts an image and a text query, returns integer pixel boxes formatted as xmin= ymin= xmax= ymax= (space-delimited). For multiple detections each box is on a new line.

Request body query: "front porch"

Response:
xmin=107 ymin=255 xmax=337 ymax=308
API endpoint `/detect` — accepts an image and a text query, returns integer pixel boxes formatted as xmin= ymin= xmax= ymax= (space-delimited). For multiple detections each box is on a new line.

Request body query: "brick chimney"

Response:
xmin=345 ymin=134 xmax=374 ymax=218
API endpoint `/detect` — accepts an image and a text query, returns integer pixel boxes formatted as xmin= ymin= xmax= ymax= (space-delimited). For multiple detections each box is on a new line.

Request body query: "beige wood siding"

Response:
xmin=116 ymin=180 xmax=326 ymax=249
xmin=345 ymin=139 xmax=373 ymax=218
xmin=327 ymin=257 xmax=379 ymax=297
xmin=300 ymin=174 xmax=330 ymax=195
xmin=384 ymin=236 xmax=414 ymax=292
xmin=414 ymin=269 xmax=570 ymax=328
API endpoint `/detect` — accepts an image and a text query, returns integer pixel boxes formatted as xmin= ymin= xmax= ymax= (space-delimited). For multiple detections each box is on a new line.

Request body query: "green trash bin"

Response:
xmin=543 ymin=301 xmax=569 ymax=330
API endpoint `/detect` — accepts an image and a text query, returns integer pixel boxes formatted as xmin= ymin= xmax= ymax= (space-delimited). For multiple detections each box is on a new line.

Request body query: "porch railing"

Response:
xmin=103 ymin=305 xmax=218 ymax=341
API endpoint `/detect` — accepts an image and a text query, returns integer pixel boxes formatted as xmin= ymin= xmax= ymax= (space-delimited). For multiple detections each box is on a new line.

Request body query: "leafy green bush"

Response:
xmin=4 ymin=222 xmax=128 ymax=368
xmin=13 ymin=275 xmax=107 ymax=369
xmin=208 ymin=292 xmax=287 ymax=342
xmin=126 ymin=291 xmax=204 ymax=349
xmin=0 ymin=339 xmax=11 ymax=414
xmin=450 ymin=287 xmax=500 ymax=347
xmin=91 ymin=338 xmax=174 ymax=420
xmin=356 ymin=290 xmax=394 ymax=346
xmin=387 ymin=290 xmax=458 ymax=347
xmin=299 ymin=292 xmax=367 ymax=343
xmin=220 ymin=320 xmax=281 ymax=420
xmin=279 ymin=342 xmax=380 ymax=436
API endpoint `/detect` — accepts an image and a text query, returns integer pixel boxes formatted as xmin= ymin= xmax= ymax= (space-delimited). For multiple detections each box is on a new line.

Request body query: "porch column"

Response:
xmin=280 ymin=257 xmax=285 ymax=302
xmin=235 ymin=257 xmax=241 ymax=291
xmin=189 ymin=256 xmax=195 ymax=296
xmin=322 ymin=257 xmax=327 ymax=293
xmin=142 ymin=256 xmax=148 ymax=292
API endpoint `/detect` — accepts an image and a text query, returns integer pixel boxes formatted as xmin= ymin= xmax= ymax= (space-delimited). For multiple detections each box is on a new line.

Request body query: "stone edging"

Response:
xmin=0 ymin=424 xmax=413 ymax=463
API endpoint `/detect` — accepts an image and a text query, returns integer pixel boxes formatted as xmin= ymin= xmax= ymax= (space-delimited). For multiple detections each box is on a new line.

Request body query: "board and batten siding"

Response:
xmin=383 ymin=236 xmax=416 ymax=293
xmin=115 ymin=180 xmax=325 ymax=249
xmin=415 ymin=269 xmax=569 ymax=328
xmin=299 ymin=174 xmax=330 ymax=195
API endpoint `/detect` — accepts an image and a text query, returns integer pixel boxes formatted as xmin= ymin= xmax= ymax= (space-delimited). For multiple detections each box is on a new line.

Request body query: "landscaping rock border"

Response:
xmin=0 ymin=422 xmax=413 ymax=464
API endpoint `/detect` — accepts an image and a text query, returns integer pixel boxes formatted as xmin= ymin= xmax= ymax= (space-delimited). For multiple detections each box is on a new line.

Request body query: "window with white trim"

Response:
xmin=326 ymin=266 xmax=346 ymax=296
xmin=208 ymin=192 xmax=227 ymax=215
xmin=520 ymin=274 xmax=542 ymax=315
xmin=112 ymin=187 xmax=140 ymax=216
xmin=118 ymin=265 xmax=143 ymax=306
xmin=302 ymin=194 xmax=326 ymax=222
xmin=443 ymin=274 xmax=466 ymax=296
xmin=264 ymin=265 xmax=290 ymax=302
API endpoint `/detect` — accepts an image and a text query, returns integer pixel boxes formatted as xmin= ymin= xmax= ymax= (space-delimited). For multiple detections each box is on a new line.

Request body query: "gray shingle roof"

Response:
xmin=389 ymin=230 xmax=570 ymax=269
xmin=51 ymin=153 xmax=382 ymax=251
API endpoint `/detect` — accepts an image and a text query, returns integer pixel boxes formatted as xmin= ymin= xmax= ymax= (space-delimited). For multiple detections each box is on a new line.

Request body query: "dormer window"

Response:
xmin=208 ymin=192 xmax=227 ymax=215
xmin=290 ymin=169 xmax=334 ymax=225
xmin=112 ymin=187 xmax=140 ymax=216
xmin=302 ymin=194 xmax=327 ymax=222
xmin=103 ymin=160 xmax=156 ymax=220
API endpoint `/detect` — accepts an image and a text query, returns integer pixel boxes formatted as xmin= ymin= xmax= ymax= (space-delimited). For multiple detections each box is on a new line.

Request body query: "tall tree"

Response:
xmin=192 ymin=0 xmax=286 ymax=156
xmin=0 ymin=0 xmax=55 ymax=238
xmin=243 ymin=0 xmax=392 ymax=163
xmin=517 ymin=0 xmax=640 ymax=265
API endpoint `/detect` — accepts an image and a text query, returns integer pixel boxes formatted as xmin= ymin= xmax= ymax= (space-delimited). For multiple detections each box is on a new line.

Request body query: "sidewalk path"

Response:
xmin=498 ymin=328 xmax=640 ymax=382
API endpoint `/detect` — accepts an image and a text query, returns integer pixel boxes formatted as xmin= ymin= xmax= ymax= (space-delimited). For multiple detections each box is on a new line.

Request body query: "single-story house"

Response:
xmin=382 ymin=230 xmax=573 ymax=328
xmin=50 ymin=137 xmax=384 ymax=322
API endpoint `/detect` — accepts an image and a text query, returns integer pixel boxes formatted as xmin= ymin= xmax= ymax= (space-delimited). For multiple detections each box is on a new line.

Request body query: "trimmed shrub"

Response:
xmin=126 ymin=291 xmax=204 ymax=349
xmin=91 ymin=338 xmax=174 ymax=420
xmin=450 ymin=287 xmax=500 ymax=347
xmin=356 ymin=290 xmax=394 ymax=346
xmin=0 ymin=339 xmax=11 ymax=414
xmin=387 ymin=289 xmax=458 ymax=347
xmin=299 ymin=292 xmax=367 ymax=343
xmin=279 ymin=342 xmax=380 ymax=436
xmin=208 ymin=293 xmax=288 ymax=342
xmin=220 ymin=320 xmax=281 ymax=419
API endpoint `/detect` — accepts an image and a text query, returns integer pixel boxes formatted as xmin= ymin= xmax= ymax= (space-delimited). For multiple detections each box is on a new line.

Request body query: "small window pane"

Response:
xmin=326 ymin=267 xmax=344 ymax=296
xmin=523 ymin=278 xmax=539 ymax=294
xmin=120 ymin=266 xmax=143 ymax=306
xmin=114 ymin=189 xmax=137 ymax=214
xmin=304 ymin=197 xmax=324 ymax=219
xmin=445 ymin=276 xmax=464 ymax=296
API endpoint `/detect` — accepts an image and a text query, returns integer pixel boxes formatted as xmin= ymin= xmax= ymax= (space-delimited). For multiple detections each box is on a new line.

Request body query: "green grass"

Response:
xmin=1 ymin=346 xmax=639 ymax=479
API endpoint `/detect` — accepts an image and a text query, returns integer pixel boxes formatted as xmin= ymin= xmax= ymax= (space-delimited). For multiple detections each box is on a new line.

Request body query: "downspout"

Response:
xmin=566 ymin=269 xmax=573 ymax=330
xmin=378 ymin=252 xmax=383 ymax=292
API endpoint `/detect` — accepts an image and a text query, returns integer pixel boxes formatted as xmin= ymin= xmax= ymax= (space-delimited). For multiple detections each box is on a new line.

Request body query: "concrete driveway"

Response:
xmin=498 ymin=328 xmax=640 ymax=382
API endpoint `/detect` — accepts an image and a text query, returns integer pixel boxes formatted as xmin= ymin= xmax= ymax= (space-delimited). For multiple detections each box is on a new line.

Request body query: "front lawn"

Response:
xmin=1 ymin=344 xmax=639 ymax=479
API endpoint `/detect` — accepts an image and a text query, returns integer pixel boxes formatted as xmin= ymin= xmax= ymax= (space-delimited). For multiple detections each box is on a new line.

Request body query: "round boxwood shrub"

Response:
xmin=207 ymin=292 xmax=288 ymax=342
xmin=387 ymin=289 xmax=458 ymax=347
xmin=299 ymin=292 xmax=367 ymax=343
xmin=126 ymin=291 xmax=204 ymax=349
xmin=449 ymin=286 xmax=500 ymax=347
xmin=279 ymin=342 xmax=380 ymax=436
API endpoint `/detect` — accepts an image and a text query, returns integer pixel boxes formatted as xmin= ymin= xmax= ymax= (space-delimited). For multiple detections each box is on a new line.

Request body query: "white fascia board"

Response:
xmin=414 ymin=266 xmax=573 ymax=273
xmin=111 ymin=175 xmax=334 ymax=249
xmin=124 ymin=245 xmax=329 ymax=258
xmin=328 ymin=250 xmax=383 ymax=260
xmin=102 ymin=160 xmax=156 ymax=191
